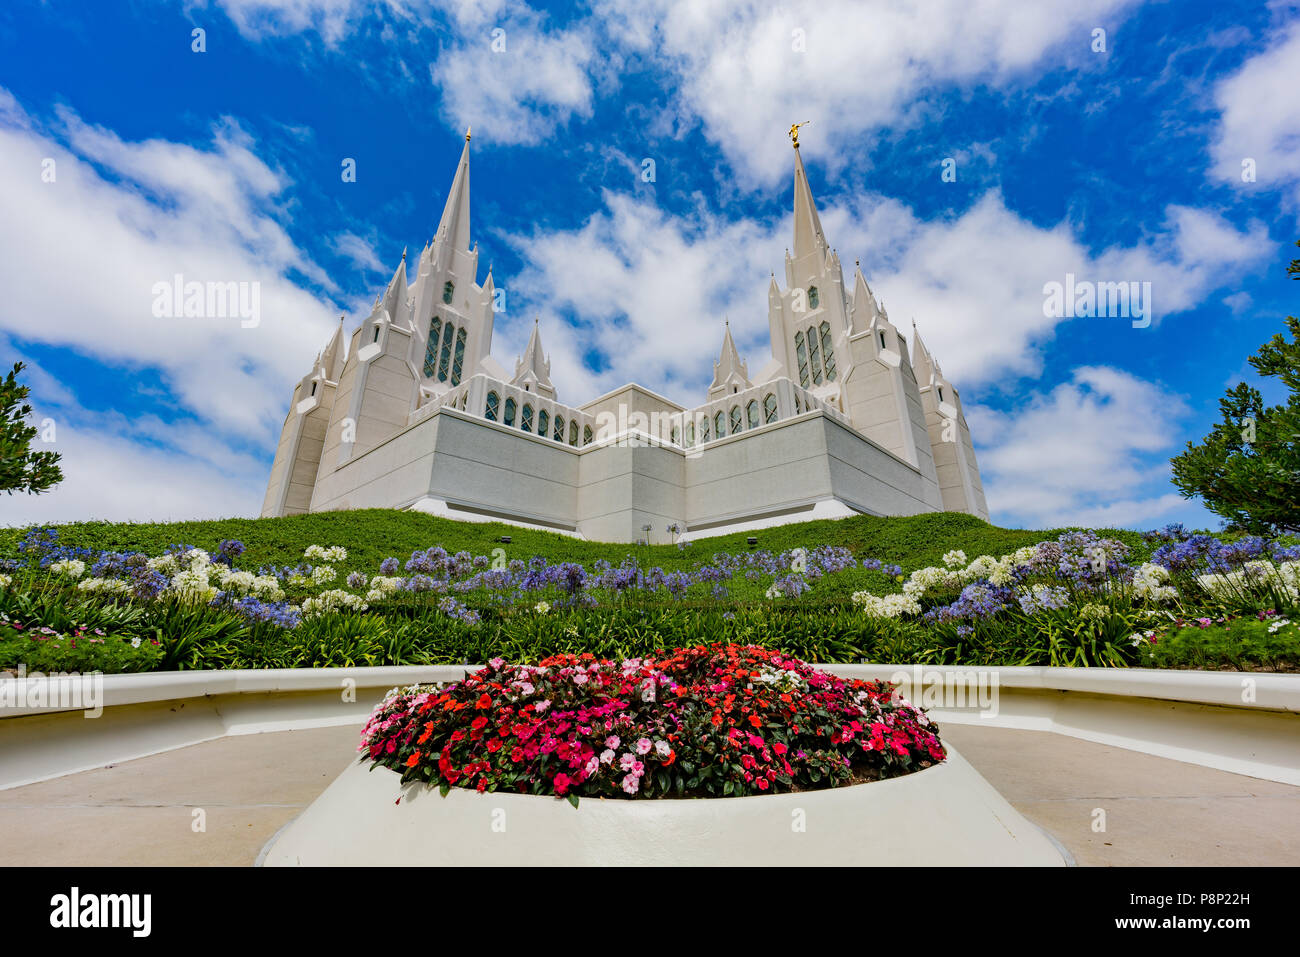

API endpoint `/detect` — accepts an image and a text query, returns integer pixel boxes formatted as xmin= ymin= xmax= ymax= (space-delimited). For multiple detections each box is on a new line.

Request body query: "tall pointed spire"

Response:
xmin=320 ymin=317 xmax=346 ymax=380
xmin=511 ymin=317 xmax=555 ymax=400
xmin=435 ymin=135 xmax=472 ymax=254
xmin=792 ymin=139 xmax=827 ymax=261
xmin=708 ymin=319 xmax=752 ymax=400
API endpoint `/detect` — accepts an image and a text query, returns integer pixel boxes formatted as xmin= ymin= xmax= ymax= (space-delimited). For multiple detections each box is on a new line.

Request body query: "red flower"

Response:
xmin=405 ymin=751 xmax=422 ymax=767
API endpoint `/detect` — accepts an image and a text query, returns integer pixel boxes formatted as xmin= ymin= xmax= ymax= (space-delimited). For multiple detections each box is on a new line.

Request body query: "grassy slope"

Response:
xmin=0 ymin=508 xmax=1154 ymax=579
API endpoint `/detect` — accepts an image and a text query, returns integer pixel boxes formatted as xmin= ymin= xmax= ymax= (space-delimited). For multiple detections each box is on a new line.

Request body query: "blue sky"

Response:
xmin=1 ymin=0 xmax=1297 ymax=530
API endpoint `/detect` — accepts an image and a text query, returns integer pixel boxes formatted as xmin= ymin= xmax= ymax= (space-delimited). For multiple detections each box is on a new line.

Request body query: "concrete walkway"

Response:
xmin=1 ymin=723 xmax=1296 ymax=866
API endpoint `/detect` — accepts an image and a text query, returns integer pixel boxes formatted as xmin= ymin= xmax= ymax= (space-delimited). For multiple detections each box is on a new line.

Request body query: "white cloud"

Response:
xmin=967 ymin=366 xmax=1193 ymax=528
xmin=429 ymin=17 xmax=596 ymax=145
xmin=194 ymin=0 xmax=417 ymax=45
xmin=591 ymin=0 xmax=1140 ymax=183
xmin=330 ymin=231 xmax=386 ymax=274
xmin=1208 ymin=16 xmax=1300 ymax=211
xmin=0 ymin=89 xmax=344 ymax=522
xmin=0 ymin=92 xmax=340 ymax=442
xmin=505 ymin=185 xmax=1270 ymax=402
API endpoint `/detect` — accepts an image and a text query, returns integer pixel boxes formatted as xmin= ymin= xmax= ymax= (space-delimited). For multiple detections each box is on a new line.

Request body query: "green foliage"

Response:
xmin=1171 ymin=240 xmax=1300 ymax=534
xmin=1145 ymin=616 xmax=1300 ymax=672
xmin=0 ymin=362 xmax=63 ymax=495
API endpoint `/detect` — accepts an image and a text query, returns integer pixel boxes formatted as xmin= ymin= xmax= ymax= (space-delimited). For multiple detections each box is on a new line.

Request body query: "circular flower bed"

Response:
xmin=359 ymin=644 xmax=945 ymax=804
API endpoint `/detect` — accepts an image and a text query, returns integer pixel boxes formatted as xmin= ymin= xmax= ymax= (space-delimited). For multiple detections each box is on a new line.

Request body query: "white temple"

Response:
xmin=262 ymin=130 xmax=988 ymax=542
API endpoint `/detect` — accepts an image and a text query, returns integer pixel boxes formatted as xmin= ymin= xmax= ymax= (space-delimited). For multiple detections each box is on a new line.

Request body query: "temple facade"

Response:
xmin=261 ymin=133 xmax=988 ymax=542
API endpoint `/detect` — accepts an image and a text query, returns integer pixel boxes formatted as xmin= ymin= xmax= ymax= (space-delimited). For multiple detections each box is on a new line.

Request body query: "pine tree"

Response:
xmin=1 ymin=362 xmax=63 ymax=495
xmin=1170 ymin=240 xmax=1300 ymax=533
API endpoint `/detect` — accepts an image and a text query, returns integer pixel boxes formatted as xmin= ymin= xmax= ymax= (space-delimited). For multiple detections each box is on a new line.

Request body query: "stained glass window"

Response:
xmin=820 ymin=321 xmax=836 ymax=381
xmin=763 ymin=393 xmax=778 ymax=423
xmin=485 ymin=391 xmax=499 ymax=421
xmin=451 ymin=327 xmax=467 ymax=385
xmin=504 ymin=397 xmax=516 ymax=427
xmin=522 ymin=404 xmax=534 ymax=431
xmin=424 ymin=317 xmax=442 ymax=377
xmin=795 ymin=331 xmax=809 ymax=387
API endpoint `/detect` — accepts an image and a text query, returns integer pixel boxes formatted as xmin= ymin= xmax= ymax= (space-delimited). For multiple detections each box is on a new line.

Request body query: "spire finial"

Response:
xmin=401 ymin=246 xmax=407 ymax=261
xmin=465 ymin=125 xmax=472 ymax=142
xmin=789 ymin=120 xmax=811 ymax=149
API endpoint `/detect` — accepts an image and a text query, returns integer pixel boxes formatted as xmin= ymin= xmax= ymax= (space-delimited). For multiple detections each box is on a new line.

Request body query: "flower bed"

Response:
xmin=358 ymin=644 xmax=944 ymax=803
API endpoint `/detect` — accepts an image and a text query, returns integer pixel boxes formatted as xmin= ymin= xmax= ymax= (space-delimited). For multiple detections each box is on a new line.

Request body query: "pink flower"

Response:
xmin=605 ymin=735 xmax=620 ymax=749
xmin=621 ymin=774 xmax=640 ymax=795
xmin=600 ymin=749 xmax=615 ymax=765
xmin=635 ymin=737 xmax=652 ymax=755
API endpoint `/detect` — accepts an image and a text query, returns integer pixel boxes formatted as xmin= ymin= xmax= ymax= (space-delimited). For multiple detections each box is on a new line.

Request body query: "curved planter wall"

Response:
xmin=1 ymin=665 xmax=1298 ymax=790
xmin=260 ymin=748 xmax=1068 ymax=867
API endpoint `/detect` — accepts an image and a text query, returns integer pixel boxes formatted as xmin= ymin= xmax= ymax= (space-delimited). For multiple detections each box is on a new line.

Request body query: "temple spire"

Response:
xmin=707 ymin=319 xmax=752 ymax=400
xmin=792 ymin=138 xmax=827 ymax=262
xmin=435 ymin=136 xmax=472 ymax=254
xmin=511 ymin=317 xmax=555 ymax=400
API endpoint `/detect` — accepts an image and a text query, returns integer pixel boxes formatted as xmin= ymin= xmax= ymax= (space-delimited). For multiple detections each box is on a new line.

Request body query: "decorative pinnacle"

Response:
xmin=789 ymin=120 xmax=811 ymax=149
xmin=465 ymin=125 xmax=472 ymax=142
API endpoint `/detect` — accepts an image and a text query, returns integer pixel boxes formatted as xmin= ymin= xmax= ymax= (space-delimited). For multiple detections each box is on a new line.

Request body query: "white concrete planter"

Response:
xmin=3 ymin=664 xmax=1297 ymax=791
xmin=259 ymin=746 xmax=1068 ymax=866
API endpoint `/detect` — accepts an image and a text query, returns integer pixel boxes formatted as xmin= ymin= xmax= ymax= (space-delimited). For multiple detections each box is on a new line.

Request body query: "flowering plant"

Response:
xmin=359 ymin=644 xmax=945 ymax=804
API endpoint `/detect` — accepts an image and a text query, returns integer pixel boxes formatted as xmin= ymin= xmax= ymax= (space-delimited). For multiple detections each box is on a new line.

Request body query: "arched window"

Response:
xmin=794 ymin=392 xmax=802 ymax=413
xmin=700 ymin=418 xmax=710 ymax=443
xmin=538 ymin=409 xmax=549 ymax=437
xmin=424 ymin=317 xmax=442 ymax=377
xmin=746 ymin=399 xmax=759 ymax=429
xmin=310 ymin=381 xmax=317 ymax=397
xmin=794 ymin=331 xmax=810 ymax=387
xmin=504 ymin=397 xmax=516 ymax=427
xmin=685 ymin=421 xmax=695 ymax=447
xmin=937 ymin=386 xmax=945 ymax=403
xmin=438 ymin=323 xmax=455 ymax=381
xmin=763 ymin=393 xmax=778 ymax=423
xmin=485 ymin=391 xmax=500 ymax=421
xmin=442 ymin=281 xmax=454 ymax=304
xmin=820 ymin=321 xmax=836 ymax=381
xmin=373 ymin=325 xmax=380 ymax=343
xmin=521 ymin=404 xmax=534 ymax=432
xmin=569 ymin=420 xmax=578 ymax=446
xmin=730 ymin=405 xmax=742 ymax=433
xmin=583 ymin=425 xmax=593 ymax=446
xmin=554 ymin=415 xmax=565 ymax=442
xmin=808 ymin=286 xmax=819 ymax=309
xmin=715 ymin=410 xmax=726 ymax=437
xmin=807 ymin=328 xmax=824 ymax=385
xmin=451 ymin=328 xmax=467 ymax=385
xmin=878 ymin=330 xmax=887 ymax=350
xmin=671 ymin=425 xmax=681 ymax=445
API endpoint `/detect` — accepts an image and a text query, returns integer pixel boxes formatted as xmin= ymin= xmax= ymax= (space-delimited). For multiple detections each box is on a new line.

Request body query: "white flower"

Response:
xmin=0 ymin=574 xmax=10 ymax=588
xmin=146 ymin=554 xmax=179 ymax=575
xmin=304 ymin=545 xmax=348 ymax=563
xmin=851 ymin=590 xmax=921 ymax=619
xmin=300 ymin=589 xmax=369 ymax=618
xmin=310 ymin=565 xmax=337 ymax=585
xmin=534 ymin=601 xmax=551 ymax=614
xmin=130 ymin=637 xmax=142 ymax=649
xmin=942 ymin=549 xmax=967 ymax=569
xmin=77 ymin=577 xmax=131 ymax=595
xmin=50 ymin=559 xmax=85 ymax=578
xmin=1133 ymin=562 xmax=1177 ymax=602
